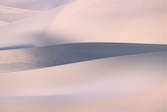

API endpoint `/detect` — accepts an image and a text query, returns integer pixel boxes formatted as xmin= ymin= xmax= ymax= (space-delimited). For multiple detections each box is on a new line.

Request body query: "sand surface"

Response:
xmin=0 ymin=0 xmax=166 ymax=112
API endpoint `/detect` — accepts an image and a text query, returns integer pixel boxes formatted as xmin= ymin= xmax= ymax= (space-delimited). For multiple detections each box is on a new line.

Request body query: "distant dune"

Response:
xmin=0 ymin=5 xmax=40 ymax=14
xmin=0 ymin=0 xmax=72 ymax=10
xmin=0 ymin=5 xmax=69 ymax=48
xmin=0 ymin=0 xmax=166 ymax=49
xmin=0 ymin=5 xmax=40 ymax=23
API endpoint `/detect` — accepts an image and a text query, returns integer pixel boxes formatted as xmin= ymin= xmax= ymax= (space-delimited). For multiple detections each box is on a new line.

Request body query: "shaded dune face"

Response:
xmin=0 ymin=0 xmax=167 ymax=112
xmin=0 ymin=51 xmax=166 ymax=96
xmin=0 ymin=43 xmax=167 ymax=73
xmin=0 ymin=4 xmax=70 ymax=49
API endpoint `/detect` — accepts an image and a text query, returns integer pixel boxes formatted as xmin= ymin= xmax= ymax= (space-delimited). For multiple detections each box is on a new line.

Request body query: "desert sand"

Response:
xmin=0 ymin=21 xmax=8 ymax=28
xmin=0 ymin=51 xmax=166 ymax=112
xmin=49 ymin=0 xmax=167 ymax=44
xmin=0 ymin=0 xmax=166 ymax=112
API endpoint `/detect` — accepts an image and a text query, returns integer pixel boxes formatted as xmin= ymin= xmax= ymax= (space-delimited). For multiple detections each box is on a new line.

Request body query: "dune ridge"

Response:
xmin=0 ymin=43 xmax=167 ymax=73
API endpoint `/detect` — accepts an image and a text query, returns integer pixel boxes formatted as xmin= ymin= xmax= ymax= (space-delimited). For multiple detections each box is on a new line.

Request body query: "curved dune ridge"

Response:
xmin=0 ymin=43 xmax=167 ymax=73
xmin=0 ymin=0 xmax=167 ymax=112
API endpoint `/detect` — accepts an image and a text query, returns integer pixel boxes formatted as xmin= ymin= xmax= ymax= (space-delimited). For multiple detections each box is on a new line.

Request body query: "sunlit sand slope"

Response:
xmin=49 ymin=0 xmax=167 ymax=44
xmin=0 ymin=51 xmax=166 ymax=96
xmin=0 ymin=21 xmax=8 ymax=28
xmin=0 ymin=51 xmax=166 ymax=111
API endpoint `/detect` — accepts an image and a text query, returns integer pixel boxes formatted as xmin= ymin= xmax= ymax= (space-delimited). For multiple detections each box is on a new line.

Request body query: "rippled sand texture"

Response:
xmin=0 ymin=0 xmax=166 ymax=112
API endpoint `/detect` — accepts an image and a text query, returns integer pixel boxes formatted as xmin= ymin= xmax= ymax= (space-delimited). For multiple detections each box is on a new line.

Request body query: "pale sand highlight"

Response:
xmin=0 ymin=21 xmax=8 ymax=28
xmin=49 ymin=0 xmax=167 ymax=44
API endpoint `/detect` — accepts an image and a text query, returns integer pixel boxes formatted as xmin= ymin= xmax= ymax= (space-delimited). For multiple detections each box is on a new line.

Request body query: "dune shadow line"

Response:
xmin=27 ymin=43 xmax=167 ymax=67
xmin=1 ymin=43 xmax=167 ymax=73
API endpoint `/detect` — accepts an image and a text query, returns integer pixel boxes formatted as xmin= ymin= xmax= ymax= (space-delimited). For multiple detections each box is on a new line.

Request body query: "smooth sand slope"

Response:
xmin=0 ymin=51 xmax=166 ymax=111
xmin=0 ymin=43 xmax=167 ymax=73
xmin=0 ymin=51 xmax=166 ymax=96
xmin=49 ymin=0 xmax=167 ymax=44
xmin=0 ymin=21 xmax=8 ymax=28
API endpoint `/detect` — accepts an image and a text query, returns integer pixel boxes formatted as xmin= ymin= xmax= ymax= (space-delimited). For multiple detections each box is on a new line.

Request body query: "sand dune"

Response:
xmin=0 ymin=0 xmax=166 ymax=112
xmin=0 ymin=51 xmax=166 ymax=96
xmin=0 ymin=5 xmax=39 ymax=14
xmin=0 ymin=0 xmax=72 ymax=10
xmin=0 ymin=5 xmax=70 ymax=49
xmin=0 ymin=0 xmax=166 ymax=49
xmin=0 ymin=88 xmax=166 ymax=112
xmin=0 ymin=43 xmax=167 ymax=73
xmin=0 ymin=51 xmax=166 ymax=111
xmin=0 ymin=5 xmax=40 ymax=22
xmin=49 ymin=0 xmax=167 ymax=44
